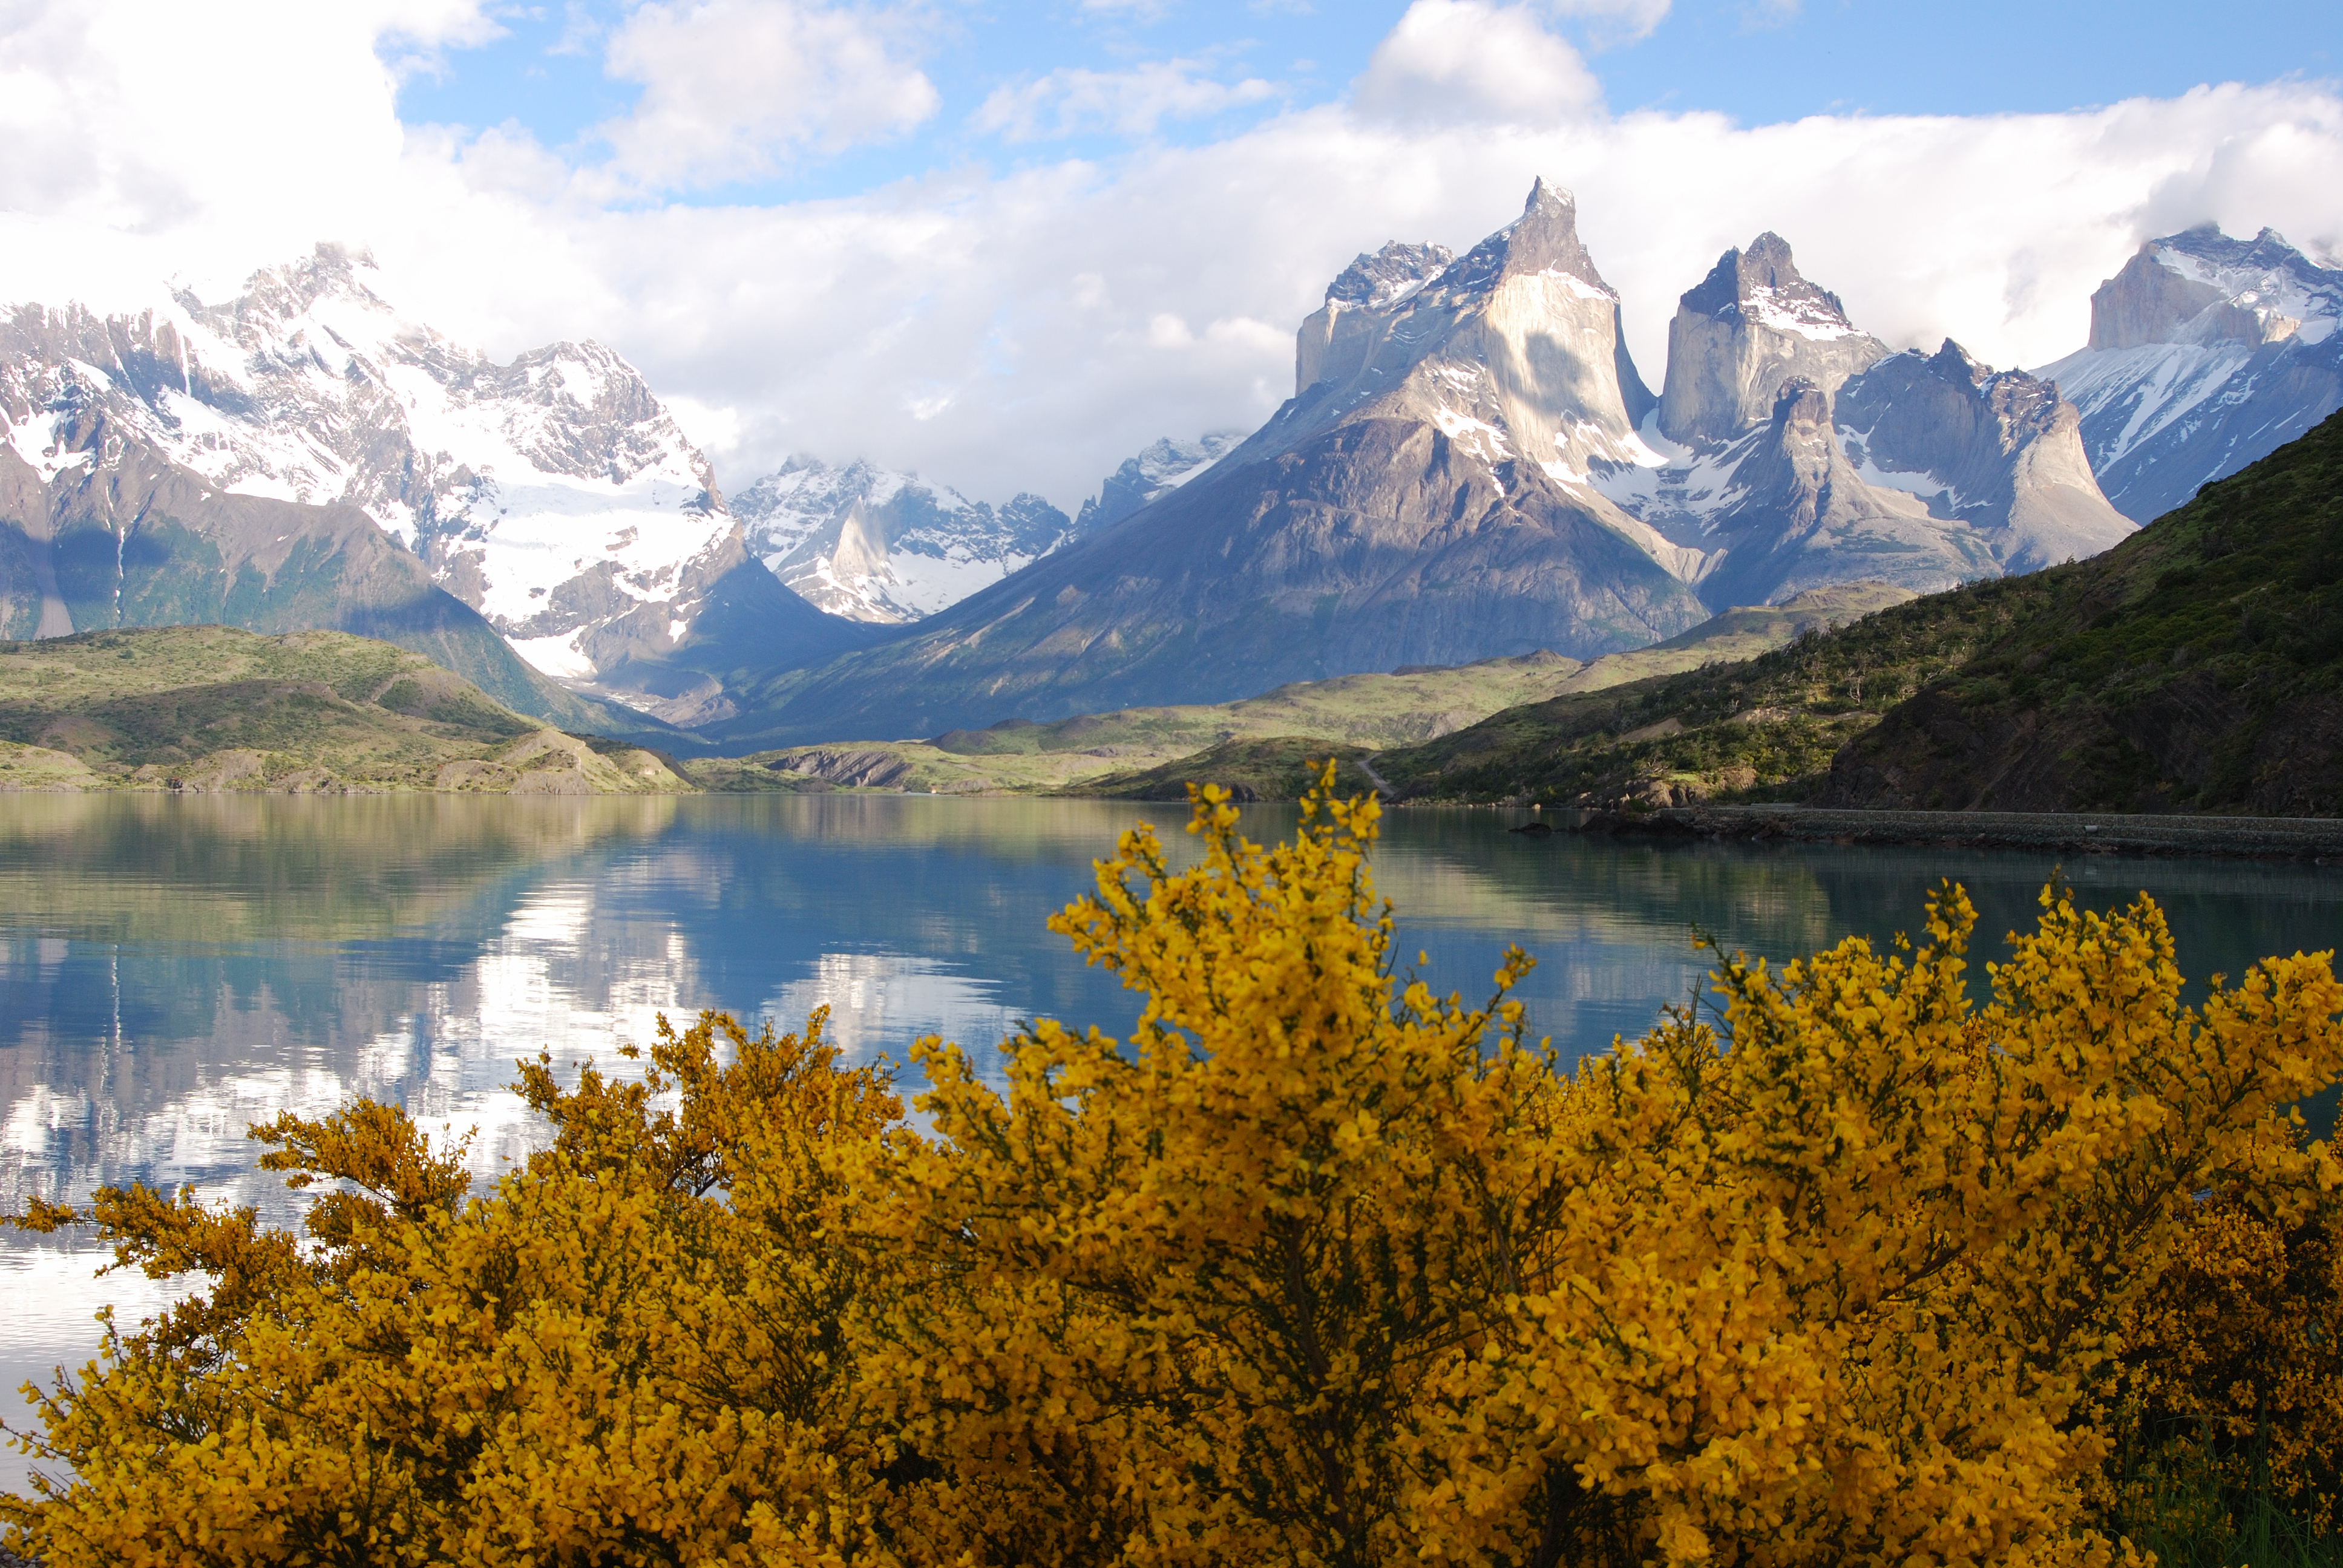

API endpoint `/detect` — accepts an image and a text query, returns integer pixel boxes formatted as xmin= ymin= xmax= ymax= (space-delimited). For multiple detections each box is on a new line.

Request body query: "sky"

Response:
xmin=1 ymin=0 xmax=2339 ymax=512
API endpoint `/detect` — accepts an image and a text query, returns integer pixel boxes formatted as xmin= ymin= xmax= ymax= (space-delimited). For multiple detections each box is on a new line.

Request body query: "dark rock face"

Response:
xmin=2036 ymin=224 xmax=2343 ymax=524
xmin=1324 ymin=241 xmax=1457 ymax=307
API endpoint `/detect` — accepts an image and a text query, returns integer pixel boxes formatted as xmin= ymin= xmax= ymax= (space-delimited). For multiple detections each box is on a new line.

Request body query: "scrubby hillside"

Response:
xmin=0 ymin=627 xmax=694 ymax=794
xmin=1371 ymin=581 xmax=2036 ymax=806
xmin=701 ymin=585 xmax=1904 ymax=797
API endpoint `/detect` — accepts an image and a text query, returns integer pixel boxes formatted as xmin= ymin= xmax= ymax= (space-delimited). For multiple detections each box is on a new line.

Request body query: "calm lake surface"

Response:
xmin=3 ymin=792 xmax=2340 ymax=1491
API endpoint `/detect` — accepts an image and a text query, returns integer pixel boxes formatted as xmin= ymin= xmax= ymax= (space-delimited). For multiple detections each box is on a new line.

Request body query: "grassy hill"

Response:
xmin=1372 ymin=408 xmax=2343 ymax=814
xmin=700 ymin=585 xmax=1907 ymax=797
xmin=0 ymin=626 xmax=695 ymax=794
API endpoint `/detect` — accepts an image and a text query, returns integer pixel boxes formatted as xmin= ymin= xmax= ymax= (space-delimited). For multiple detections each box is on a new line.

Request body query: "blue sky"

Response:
xmin=396 ymin=0 xmax=2342 ymax=209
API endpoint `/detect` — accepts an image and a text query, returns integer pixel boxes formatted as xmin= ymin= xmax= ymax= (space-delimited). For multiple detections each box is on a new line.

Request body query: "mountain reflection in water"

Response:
xmin=4 ymin=792 xmax=2341 ymax=1492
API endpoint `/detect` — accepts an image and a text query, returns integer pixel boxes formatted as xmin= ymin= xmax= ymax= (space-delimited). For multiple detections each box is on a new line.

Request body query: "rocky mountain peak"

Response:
xmin=2040 ymin=218 xmax=2343 ymax=521
xmin=733 ymin=456 xmax=1075 ymax=624
xmin=1434 ymin=177 xmax=1613 ymax=297
xmin=1324 ymin=242 xmax=1455 ymax=309
xmin=1658 ymin=232 xmax=1884 ymax=446
xmin=1679 ymin=232 xmax=1859 ymax=336
xmin=188 ymin=242 xmax=402 ymax=348
xmin=1077 ymin=431 xmax=1245 ymax=531
xmin=1924 ymin=337 xmax=1989 ymax=387
xmin=2087 ymin=224 xmax=2342 ymax=352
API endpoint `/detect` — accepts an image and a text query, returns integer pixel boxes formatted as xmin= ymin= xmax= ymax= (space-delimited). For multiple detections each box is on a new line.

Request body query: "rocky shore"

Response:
xmin=1560 ymin=803 xmax=2343 ymax=862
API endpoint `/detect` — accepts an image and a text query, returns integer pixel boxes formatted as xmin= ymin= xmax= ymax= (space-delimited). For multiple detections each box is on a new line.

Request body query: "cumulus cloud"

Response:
xmin=0 ymin=1 xmax=2340 ymax=523
xmin=1352 ymin=0 xmax=1606 ymax=129
xmin=0 ymin=0 xmax=433 ymax=270
xmin=594 ymin=0 xmax=939 ymax=191
xmin=974 ymin=60 xmax=1280 ymax=142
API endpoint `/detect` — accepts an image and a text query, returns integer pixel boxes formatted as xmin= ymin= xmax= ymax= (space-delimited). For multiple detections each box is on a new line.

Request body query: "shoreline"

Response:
xmin=1557 ymin=803 xmax=2343 ymax=863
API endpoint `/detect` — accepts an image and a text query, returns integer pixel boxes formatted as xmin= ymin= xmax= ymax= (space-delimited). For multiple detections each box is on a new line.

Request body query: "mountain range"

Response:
xmin=706 ymin=182 xmax=2152 ymax=745
xmin=2 ymin=191 xmax=2335 ymax=757
xmin=2037 ymin=224 xmax=2343 ymax=524
xmin=0 ymin=247 xmax=880 ymax=730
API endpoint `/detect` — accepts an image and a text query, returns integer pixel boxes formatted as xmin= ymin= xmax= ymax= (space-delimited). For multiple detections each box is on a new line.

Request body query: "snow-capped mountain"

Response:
xmin=707 ymin=184 xmax=2160 ymax=746
xmin=1072 ymin=432 xmax=1247 ymax=532
xmin=0 ymin=244 xmax=871 ymax=727
xmin=707 ymin=181 xmax=1725 ymax=745
xmin=731 ymin=458 xmax=1072 ymax=624
xmin=1588 ymin=234 xmax=2134 ymax=600
xmin=2034 ymin=224 xmax=2343 ymax=523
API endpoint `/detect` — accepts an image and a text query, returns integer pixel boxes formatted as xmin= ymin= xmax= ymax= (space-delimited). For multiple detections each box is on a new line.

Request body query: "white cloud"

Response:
xmin=1352 ymin=0 xmax=1605 ymax=129
xmin=1542 ymin=0 xmax=1671 ymax=48
xmin=0 ymin=0 xmax=434 ymax=262
xmin=0 ymin=2 xmax=2339 ymax=526
xmin=594 ymin=0 xmax=940 ymax=192
xmin=974 ymin=60 xmax=1280 ymax=142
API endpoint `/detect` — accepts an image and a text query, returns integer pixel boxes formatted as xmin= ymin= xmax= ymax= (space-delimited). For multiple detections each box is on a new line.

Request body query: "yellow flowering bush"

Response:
xmin=7 ymin=769 xmax=2341 ymax=1567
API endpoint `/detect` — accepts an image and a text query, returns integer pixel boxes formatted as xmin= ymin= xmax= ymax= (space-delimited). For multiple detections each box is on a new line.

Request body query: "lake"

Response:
xmin=4 ymin=792 xmax=2341 ymax=1493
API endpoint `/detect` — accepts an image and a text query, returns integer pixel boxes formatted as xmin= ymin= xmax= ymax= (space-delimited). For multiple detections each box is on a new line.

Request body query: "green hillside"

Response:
xmin=1069 ymin=738 xmax=1381 ymax=802
xmin=1370 ymin=578 xmax=2045 ymax=806
xmin=0 ymin=626 xmax=695 ymax=795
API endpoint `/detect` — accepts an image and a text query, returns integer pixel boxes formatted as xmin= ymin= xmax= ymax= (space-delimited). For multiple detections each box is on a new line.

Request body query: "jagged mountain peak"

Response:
xmin=2086 ymin=223 xmax=2342 ymax=353
xmin=1770 ymin=374 xmax=1830 ymax=426
xmin=1657 ymin=231 xmax=1884 ymax=447
xmin=1435 ymin=177 xmax=1613 ymax=297
xmin=0 ymin=246 xmax=865 ymax=726
xmin=2036 ymin=222 xmax=2343 ymax=522
xmin=1072 ymin=431 xmax=1244 ymax=534
xmin=732 ymin=455 xmax=1074 ymax=624
xmin=1680 ymin=231 xmax=1861 ymax=340
xmin=1325 ymin=241 xmax=1455 ymax=309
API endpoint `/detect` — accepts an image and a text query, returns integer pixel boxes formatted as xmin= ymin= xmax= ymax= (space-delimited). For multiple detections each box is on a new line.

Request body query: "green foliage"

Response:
xmin=1070 ymin=736 xmax=1378 ymax=799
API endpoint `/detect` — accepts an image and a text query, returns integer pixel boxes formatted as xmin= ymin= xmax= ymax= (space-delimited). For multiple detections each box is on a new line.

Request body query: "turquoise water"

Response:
xmin=2 ymin=792 xmax=2339 ymax=1493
